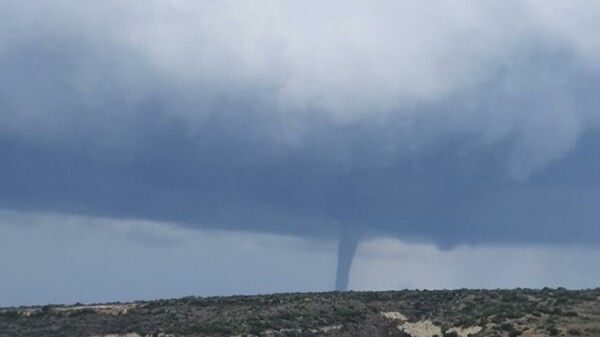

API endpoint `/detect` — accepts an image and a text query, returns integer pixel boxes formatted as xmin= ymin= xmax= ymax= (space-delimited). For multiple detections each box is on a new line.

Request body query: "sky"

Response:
xmin=1 ymin=0 xmax=600 ymax=306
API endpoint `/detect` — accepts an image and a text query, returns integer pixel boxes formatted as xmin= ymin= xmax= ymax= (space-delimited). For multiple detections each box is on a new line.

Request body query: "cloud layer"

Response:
xmin=1 ymin=0 xmax=600 ymax=247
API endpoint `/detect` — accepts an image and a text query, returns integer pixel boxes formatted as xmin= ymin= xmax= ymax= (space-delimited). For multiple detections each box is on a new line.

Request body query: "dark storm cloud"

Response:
xmin=1 ymin=0 xmax=600 ymax=252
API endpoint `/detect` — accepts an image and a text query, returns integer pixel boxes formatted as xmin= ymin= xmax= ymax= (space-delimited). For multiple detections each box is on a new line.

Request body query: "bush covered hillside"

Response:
xmin=1 ymin=288 xmax=599 ymax=337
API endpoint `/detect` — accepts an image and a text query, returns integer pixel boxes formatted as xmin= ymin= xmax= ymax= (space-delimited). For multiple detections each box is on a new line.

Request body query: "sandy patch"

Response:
xmin=381 ymin=310 xmax=482 ymax=337
xmin=448 ymin=325 xmax=483 ymax=336
xmin=56 ymin=304 xmax=138 ymax=315
xmin=400 ymin=320 xmax=443 ymax=337
xmin=381 ymin=311 xmax=408 ymax=321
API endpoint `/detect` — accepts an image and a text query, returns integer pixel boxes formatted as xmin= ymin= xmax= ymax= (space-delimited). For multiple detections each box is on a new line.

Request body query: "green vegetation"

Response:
xmin=1 ymin=288 xmax=599 ymax=336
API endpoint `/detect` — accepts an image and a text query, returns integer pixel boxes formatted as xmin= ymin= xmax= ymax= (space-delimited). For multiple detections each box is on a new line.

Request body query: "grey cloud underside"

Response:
xmin=2 ymin=61 xmax=600 ymax=247
xmin=3 ymin=129 xmax=600 ymax=247
xmin=2 ymin=1 xmax=600 ymax=248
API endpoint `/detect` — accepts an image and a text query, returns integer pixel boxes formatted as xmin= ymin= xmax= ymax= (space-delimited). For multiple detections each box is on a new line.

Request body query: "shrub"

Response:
xmin=508 ymin=329 xmax=522 ymax=337
xmin=0 ymin=311 xmax=20 ymax=320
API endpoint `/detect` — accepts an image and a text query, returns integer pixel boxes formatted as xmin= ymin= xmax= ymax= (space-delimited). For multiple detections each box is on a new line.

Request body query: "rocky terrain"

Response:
xmin=1 ymin=288 xmax=599 ymax=337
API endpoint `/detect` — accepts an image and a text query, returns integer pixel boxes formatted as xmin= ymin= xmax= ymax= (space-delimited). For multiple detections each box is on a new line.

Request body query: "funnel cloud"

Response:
xmin=335 ymin=227 xmax=360 ymax=291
